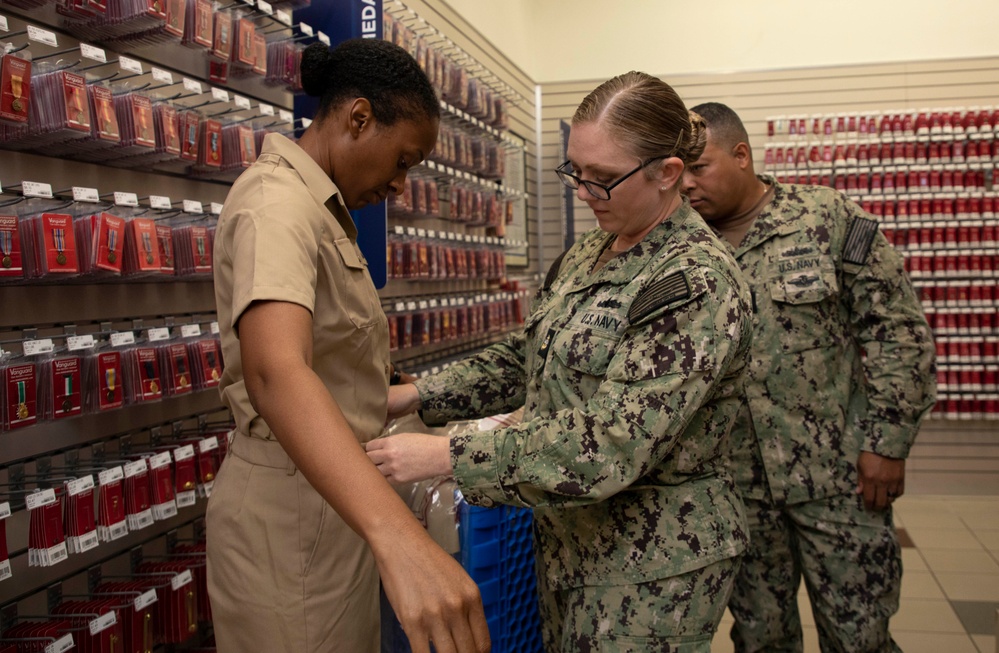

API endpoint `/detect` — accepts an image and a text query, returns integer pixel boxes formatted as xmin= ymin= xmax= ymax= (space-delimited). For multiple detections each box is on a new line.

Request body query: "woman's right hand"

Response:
xmin=373 ymin=530 xmax=491 ymax=653
xmin=388 ymin=383 xmax=422 ymax=420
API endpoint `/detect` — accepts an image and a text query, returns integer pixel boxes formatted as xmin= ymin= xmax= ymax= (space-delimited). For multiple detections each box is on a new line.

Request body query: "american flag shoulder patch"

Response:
xmin=628 ymin=271 xmax=690 ymax=324
xmin=843 ymin=216 xmax=878 ymax=265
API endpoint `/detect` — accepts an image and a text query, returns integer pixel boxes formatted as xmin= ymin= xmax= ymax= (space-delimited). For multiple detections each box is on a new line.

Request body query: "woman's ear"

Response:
xmin=659 ymin=157 xmax=685 ymax=189
xmin=347 ymin=97 xmax=374 ymax=138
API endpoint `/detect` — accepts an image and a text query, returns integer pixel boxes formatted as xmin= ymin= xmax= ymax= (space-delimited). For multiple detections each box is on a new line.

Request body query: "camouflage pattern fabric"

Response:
xmin=539 ymin=557 xmax=739 ymax=653
xmin=414 ymin=200 xmax=753 ymax=648
xmin=729 ymin=494 xmax=901 ymax=653
xmin=724 ymin=178 xmax=935 ymax=652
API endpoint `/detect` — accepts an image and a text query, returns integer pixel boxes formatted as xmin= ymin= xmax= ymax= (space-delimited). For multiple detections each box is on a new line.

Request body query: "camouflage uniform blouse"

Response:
xmin=730 ymin=178 xmax=936 ymax=506
xmin=415 ymin=201 xmax=753 ymax=590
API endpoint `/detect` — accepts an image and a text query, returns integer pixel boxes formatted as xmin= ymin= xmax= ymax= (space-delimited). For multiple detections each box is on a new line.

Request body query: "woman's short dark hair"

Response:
xmin=300 ymin=39 xmax=439 ymax=126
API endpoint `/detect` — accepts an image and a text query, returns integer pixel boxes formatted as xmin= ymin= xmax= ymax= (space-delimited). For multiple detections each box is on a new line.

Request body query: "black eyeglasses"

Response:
xmin=555 ymin=155 xmax=668 ymax=200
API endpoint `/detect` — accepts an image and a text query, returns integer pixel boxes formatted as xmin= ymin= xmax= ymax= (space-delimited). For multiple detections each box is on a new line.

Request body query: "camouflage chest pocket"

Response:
xmin=766 ymin=255 xmax=844 ymax=353
xmin=549 ymin=323 xmax=622 ymax=401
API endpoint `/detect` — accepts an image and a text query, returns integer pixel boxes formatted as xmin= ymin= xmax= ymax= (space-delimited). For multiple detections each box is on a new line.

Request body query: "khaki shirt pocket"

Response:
xmin=330 ymin=236 xmax=381 ymax=330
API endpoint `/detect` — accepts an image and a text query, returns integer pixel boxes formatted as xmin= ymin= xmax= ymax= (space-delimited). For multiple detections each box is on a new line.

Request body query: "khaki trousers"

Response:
xmin=207 ymin=432 xmax=379 ymax=653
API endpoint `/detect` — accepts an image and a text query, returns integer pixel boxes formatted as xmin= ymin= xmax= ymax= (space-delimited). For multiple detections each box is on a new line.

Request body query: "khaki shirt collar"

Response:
xmin=260 ymin=133 xmax=357 ymax=240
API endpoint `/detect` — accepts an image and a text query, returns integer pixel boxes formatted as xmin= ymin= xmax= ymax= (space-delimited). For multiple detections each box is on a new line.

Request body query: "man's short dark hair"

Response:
xmin=691 ymin=102 xmax=750 ymax=151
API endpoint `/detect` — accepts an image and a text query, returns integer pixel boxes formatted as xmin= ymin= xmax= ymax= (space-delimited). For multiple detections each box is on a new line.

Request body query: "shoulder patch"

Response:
xmin=542 ymin=249 xmax=569 ymax=291
xmin=628 ymin=271 xmax=690 ymax=324
xmin=843 ymin=217 xmax=878 ymax=265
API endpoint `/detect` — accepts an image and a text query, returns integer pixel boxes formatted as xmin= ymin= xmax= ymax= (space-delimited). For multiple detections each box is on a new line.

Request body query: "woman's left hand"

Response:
xmin=365 ymin=434 xmax=453 ymax=484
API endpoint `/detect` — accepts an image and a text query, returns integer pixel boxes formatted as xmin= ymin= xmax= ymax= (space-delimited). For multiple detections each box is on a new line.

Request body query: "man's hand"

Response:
xmin=366 ymin=433 xmax=452 ymax=485
xmin=388 ymin=384 xmax=422 ymax=421
xmin=856 ymin=451 xmax=905 ymax=511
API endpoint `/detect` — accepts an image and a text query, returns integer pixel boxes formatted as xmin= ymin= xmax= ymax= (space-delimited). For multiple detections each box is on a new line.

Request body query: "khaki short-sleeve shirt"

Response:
xmin=214 ymin=133 xmax=390 ymax=443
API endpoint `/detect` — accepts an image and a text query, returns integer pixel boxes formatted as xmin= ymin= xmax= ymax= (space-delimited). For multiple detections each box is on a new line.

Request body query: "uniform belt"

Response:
xmin=230 ymin=430 xmax=297 ymax=475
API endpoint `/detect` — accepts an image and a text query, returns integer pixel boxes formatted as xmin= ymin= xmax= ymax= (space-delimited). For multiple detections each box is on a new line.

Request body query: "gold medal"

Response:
xmin=17 ymin=402 xmax=28 ymax=420
xmin=178 ymin=374 xmax=188 ymax=388
xmin=57 ymin=253 xmax=67 ymax=265
xmin=146 ymin=254 xmax=154 ymax=264
xmin=149 ymin=379 xmax=159 ymax=393
xmin=108 ymin=251 xmax=116 ymax=264
xmin=11 ymin=98 xmax=21 ymax=112
xmin=2 ymin=256 xmax=11 ymax=268
xmin=211 ymin=368 xmax=219 ymax=381
xmin=199 ymin=256 xmax=207 ymax=266
xmin=183 ymin=480 xmax=195 ymax=490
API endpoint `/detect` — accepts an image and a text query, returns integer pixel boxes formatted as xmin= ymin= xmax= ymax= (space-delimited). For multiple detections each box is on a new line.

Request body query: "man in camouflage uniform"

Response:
xmin=375 ymin=197 xmax=753 ymax=651
xmin=683 ymin=102 xmax=937 ymax=653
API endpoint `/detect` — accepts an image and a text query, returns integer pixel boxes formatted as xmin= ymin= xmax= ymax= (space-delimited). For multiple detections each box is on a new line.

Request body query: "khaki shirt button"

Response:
xmin=384 ymin=364 xmax=390 ymax=376
xmin=480 ymin=497 xmax=494 ymax=508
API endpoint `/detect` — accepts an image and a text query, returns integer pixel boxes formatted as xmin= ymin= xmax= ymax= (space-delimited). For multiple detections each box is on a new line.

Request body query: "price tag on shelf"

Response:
xmin=183 ymin=199 xmax=204 ymax=214
xmin=151 ymin=67 xmax=173 ymax=84
xmin=123 ymin=459 xmax=147 ymax=478
xmin=149 ymin=451 xmax=172 ymax=470
xmin=80 ymin=43 xmax=107 ymax=63
xmin=416 ymin=228 xmax=426 ymax=238
xmin=418 ymin=300 xmax=428 ymax=310
xmin=23 ymin=339 xmax=54 ymax=356
xmin=67 ymin=335 xmax=95 ymax=351
xmin=318 ymin=31 xmax=330 ymax=46
xmin=0 ymin=502 xmax=10 ymax=520
xmin=183 ymin=77 xmax=203 ymax=94
xmin=279 ymin=109 xmax=293 ymax=123
xmin=26 ymin=488 xmax=57 ymax=511
xmin=27 ymin=25 xmax=58 ymax=47
xmin=258 ymin=0 xmax=273 ymax=14
xmin=118 ymin=56 xmax=143 ymax=75
xmin=173 ymin=444 xmax=195 ymax=461
xmin=406 ymin=301 xmax=417 ymax=311
xmin=147 ymin=327 xmax=170 ymax=342
xmin=210 ymin=202 xmax=223 ymax=215
xmin=180 ymin=324 xmax=202 ymax=338
xmin=211 ymin=87 xmax=230 ymax=103
xmin=302 ymin=117 xmax=312 ymax=129
xmin=199 ymin=436 xmax=219 ymax=453
xmin=98 ymin=466 xmax=124 ymax=486
xmin=171 ymin=570 xmax=194 ymax=590
xmin=150 ymin=195 xmax=172 ymax=210
xmin=114 ymin=192 xmax=139 ymax=207
xmin=67 ymin=475 xmax=95 ymax=497
xmin=72 ymin=186 xmax=100 ymax=203
xmin=133 ymin=589 xmax=158 ymax=612
xmin=233 ymin=94 xmax=251 ymax=110
xmin=110 ymin=332 xmax=135 ymax=347
xmin=276 ymin=9 xmax=292 ymax=25
xmin=300 ymin=22 xmax=314 ymax=37
xmin=22 ymin=181 xmax=53 ymax=198
xmin=45 ymin=634 xmax=74 ymax=653
xmin=210 ymin=321 xmax=219 ymax=334
xmin=406 ymin=227 xmax=417 ymax=237
xmin=394 ymin=302 xmax=405 ymax=312
xmin=258 ymin=103 xmax=275 ymax=117
xmin=0 ymin=17 xmax=8 ymax=32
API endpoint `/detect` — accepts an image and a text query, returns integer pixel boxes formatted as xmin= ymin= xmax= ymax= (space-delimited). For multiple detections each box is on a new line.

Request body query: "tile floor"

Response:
xmin=709 ymin=495 xmax=999 ymax=653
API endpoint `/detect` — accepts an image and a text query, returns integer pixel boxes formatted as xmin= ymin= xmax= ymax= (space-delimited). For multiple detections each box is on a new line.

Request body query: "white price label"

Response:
xmin=171 ymin=569 xmax=194 ymax=590
xmin=173 ymin=444 xmax=195 ymax=461
xmin=0 ymin=502 xmax=10 ymax=520
xmin=431 ymin=366 xmax=440 ymax=375
xmin=67 ymin=475 xmax=95 ymax=496
xmin=211 ymin=87 xmax=230 ymax=103
xmin=239 ymin=0 xmax=254 ymax=5
xmin=429 ymin=299 xmax=438 ymax=308
xmin=151 ymin=67 xmax=173 ymax=84
xmin=150 ymin=195 xmax=172 ymax=210
xmin=147 ymin=327 xmax=170 ymax=341
xmin=258 ymin=103 xmax=274 ymax=116
xmin=22 ymin=180 xmax=53 ymax=198
xmin=80 ymin=43 xmax=107 ymax=63
xmin=22 ymin=338 xmax=54 ymax=355
xmin=300 ymin=22 xmax=314 ymax=37
xmin=183 ymin=77 xmax=203 ymax=94
xmin=124 ymin=459 xmax=147 ymax=478
xmin=45 ymin=634 xmax=74 ymax=653
xmin=176 ymin=491 xmax=196 ymax=508
xmin=26 ymin=488 xmax=57 ymax=511
xmin=279 ymin=109 xmax=293 ymax=123
xmin=406 ymin=227 xmax=417 ymax=237
xmin=276 ymin=8 xmax=292 ymax=25
xmin=210 ymin=321 xmax=219 ymax=334
xmin=234 ymin=94 xmax=251 ymax=110
xmin=302 ymin=117 xmax=312 ymax=129
xmin=110 ymin=331 xmax=135 ymax=347
xmin=118 ymin=56 xmax=143 ymax=75
xmin=134 ymin=589 xmax=158 ymax=611
xmin=67 ymin=334 xmax=96 ymax=351
xmin=27 ymin=25 xmax=58 ymax=47
xmin=406 ymin=301 xmax=417 ymax=311
xmin=183 ymin=199 xmax=203 ymax=214
xmin=210 ymin=202 xmax=223 ymax=215
xmin=199 ymin=436 xmax=219 ymax=453
xmin=416 ymin=228 xmax=426 ymax=237
xmin=114 ymin=191 xmax=139 ymax=207
xmin=149 ymin=451 xmax=172 ymax=469
xmin=0 ymin=17 xmax=8 ymax=32
xmin=394 ymin=302 xmax=405 ymax=312
xmin=418 ymin=300 xmax=429 ymax=310
xmin=72 ymin=186 xmax=100 ymax=203
xmin=89 ymin=610 xmax=117 ymax=635
xmin=99 ymin=466 xmax=124 ymax=485
xmin=180 ymin=323 xmax=202 ymax=338
xmin=318 ymin=31 xmax=330 ymax=46
xmin=258 ymin=0 xmax=273 ymax=14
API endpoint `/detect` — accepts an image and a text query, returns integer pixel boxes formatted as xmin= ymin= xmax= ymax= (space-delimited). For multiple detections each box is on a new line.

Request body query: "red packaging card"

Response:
xmin=203 ymin=119 xmax=222 ymax=167
xmin=137 ymin=347 xmax=163 ymax=401
xmin=94 ymin=212 xmax=126 ymax=272
xmin=5 ymin=363 xmax=37 ymax=428
xmin=41 ymin=213 xmax=79 ymax=273
xmin=168 ymin=343 xmax=193 ymax=394
xmin=131 ymin=94 xmax=155 ymax=148
xmin=0 ymin=54 xmax=31 ymax=124
xmin=92 ymin=85 xmax=120 ymax=142
xmin=156 ymin=224 xmax=175 ymax=273
xmin=97 ymin=351 xmax=124 ymax=410
xmin=51 ymin=356 xmax=82 ymax=418
xmin=213 ymin=12 xmax=232 ymax=61
xmin=190 ymin=225 xmax=212 ymax=272
xmin=0 ymin=214 xmax=22 ymax=276
xmin=194 ymin=0 xmax=213 ymax=47
xmin=253 ymin=34 xmax=267 ymax=75
xmin=237 ymin=19 xmax=256 ymax=65
xmin=165 ymin=0 xmax=186 ymax=36
xmin=131 ymin=218 xmax=161 ymax=271
xmin=180 ymin=112 xmax=201 ymax=161
xmin=161 ymin=105 xmax=180 ymax=155
xmin=62 ymin=71 xmax=91 ymax=131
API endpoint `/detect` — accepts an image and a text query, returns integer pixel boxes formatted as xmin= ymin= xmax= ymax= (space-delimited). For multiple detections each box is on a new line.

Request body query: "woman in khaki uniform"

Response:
xmin=207 ymin=39 xmax=489 ymax=653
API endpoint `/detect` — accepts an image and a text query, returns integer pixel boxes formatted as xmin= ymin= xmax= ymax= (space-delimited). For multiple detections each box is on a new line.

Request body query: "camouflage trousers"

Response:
xmin=728 ymin=493 xmax=902 ymax=653
xmin=537 ymin=557 xmax=740 ymax=652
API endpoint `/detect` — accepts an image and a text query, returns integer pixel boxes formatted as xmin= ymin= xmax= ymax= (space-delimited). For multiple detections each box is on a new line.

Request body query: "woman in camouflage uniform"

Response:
xmin=368 ymin=72 xmax=752 ymax=653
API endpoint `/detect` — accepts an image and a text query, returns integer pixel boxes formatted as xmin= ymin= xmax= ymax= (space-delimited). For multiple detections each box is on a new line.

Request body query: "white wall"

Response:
xmin=442 ymin=0 xmax=999 ymax=83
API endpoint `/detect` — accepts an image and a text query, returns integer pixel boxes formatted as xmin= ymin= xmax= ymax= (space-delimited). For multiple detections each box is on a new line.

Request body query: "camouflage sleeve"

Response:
xmin=451 ymin=265 xmax=751 ymax=508
xmin=413 ymin=331 xmax=529 ymax=426
xmin=839 ymin=199 xmax=937 ymax=458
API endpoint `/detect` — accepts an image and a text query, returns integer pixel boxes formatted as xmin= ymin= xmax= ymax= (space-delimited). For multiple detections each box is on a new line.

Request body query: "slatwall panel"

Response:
xmin=539 ymin=56 xmax=999 ymax=491
xmin=410 ymin=0 xmax=542 ymax=275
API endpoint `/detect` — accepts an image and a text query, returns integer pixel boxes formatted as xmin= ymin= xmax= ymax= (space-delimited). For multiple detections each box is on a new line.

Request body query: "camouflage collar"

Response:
xmin=735 ymin=176 xmax=802 ymax=256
